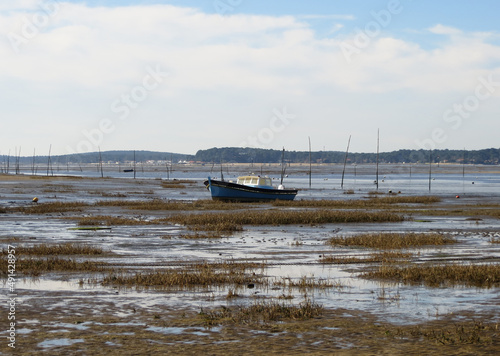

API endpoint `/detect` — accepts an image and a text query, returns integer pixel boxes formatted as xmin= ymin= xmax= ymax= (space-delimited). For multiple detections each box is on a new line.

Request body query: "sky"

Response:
xmin=1 ymin=0 xmax=500 ymax=156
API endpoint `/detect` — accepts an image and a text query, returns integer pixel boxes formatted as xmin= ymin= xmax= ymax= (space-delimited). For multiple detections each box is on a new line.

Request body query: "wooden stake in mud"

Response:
xmin=308 ymin=136 xmax=312 ymax=188
xmin=98 ymin=147 xmax=104 ymax=178
xmin=375 ymin=129 xmax=379 ymax=190
xmin=428 ymin=149 xmax=432 ymax=192
xmin=133 ymin=150 xmax=136 ymax=179
xmin=280 ymin=147 xmax=286 ymax=186
xmin=47 ymin=145 xmax=53 ymax=176
xmin=341 ymin=135 xmax=351 ymax=189
xmin=32 ymin=148 xmax=36 ymax=175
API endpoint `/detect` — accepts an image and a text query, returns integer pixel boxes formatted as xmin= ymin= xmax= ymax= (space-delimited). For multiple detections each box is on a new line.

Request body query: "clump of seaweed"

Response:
xmin=18 ymin=201 xmax=90 ymax=214
xmin=0 ymin=257 xmax=108 ymax=277
xmin=102 ymin=262 xmax=263 ymax=288
xmin=1 ymin=243 xmax=106 ymax=256
xmin=273 ymin=196 xmax=440 ymax=208
xmin=199 ymin=299 xmax=323 ymax=326
xmin=77 ymin=215 xmax=153 ymax=226
xmin=362 ymin=263 xmax=500 ymax=288
xmin=95 ymin=198 xmax=247 ymax=211
xmin=327 ymin=232 xmax=455 ymax=249
xmin=161 ymin=179 xmax=195 ymax=189
xmin=320 ymin=251 xmax=413 ymax=264
xmin=164 ymin=209 xmax=404 ymax=229
xmin=273 ymin=276 xmax=344 ymax=291
xmin=393 ymin=320 xmax=496 ymax=345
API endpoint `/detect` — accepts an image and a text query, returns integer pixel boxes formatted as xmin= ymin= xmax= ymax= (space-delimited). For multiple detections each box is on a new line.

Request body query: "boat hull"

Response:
xmin=206 ymin=178 xmax=297 ymax=202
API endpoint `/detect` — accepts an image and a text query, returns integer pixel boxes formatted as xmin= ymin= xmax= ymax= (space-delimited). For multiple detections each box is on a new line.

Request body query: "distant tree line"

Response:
xmin=193 ymin=147 xmax=500 ymax=165
xmin=0 ymin=150 xmax=191 ymax=166
xmin=1 ymin=147 xmax=499 ymax=167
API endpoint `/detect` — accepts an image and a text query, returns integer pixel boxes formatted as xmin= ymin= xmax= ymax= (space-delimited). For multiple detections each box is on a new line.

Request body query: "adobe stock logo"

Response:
xmin=213 ymin=0 xmax=243 ymax=15
xmin=415 ymin=74 xmax=500 ymax=150
xmin=239 ymin=107 xmax=295 ymax=148
xmin=339 ymin=0 xmax=405 ymax=63
xmin=7 ymin=0 xmax=60 ymax=54
xmin=65 ymin=65 xmax=169 ymax=154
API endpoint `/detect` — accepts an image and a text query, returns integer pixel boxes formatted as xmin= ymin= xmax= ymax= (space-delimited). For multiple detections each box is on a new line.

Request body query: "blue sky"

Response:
xmin=1 ymin=0 xmax=500 ymax=155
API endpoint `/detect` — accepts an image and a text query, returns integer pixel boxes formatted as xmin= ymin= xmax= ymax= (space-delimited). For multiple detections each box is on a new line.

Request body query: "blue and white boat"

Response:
xmin=205 ymin=175 xmax=298 ymax=202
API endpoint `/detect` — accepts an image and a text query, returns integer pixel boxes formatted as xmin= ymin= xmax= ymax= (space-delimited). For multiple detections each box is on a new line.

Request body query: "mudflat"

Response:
xmin=1 ymin=172 xmax=499 ymax=355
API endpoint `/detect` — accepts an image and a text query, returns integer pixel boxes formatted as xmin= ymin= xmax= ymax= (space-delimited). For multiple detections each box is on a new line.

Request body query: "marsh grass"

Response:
xmin=161 ymin=179 xmax=196 ymax=189
xmin=327 ymin=232 xmax=455 ymax=249
xmin=95 ymin=199 xmax=245 ymax=211
xmin=102 ymin=262 xmax=264 ymax=288
xmin=273 ymin=276 xmax=344 ymax=290
xmin=1 ymin=243 xmax=106 ymax=256
xmin=415 ymin=205 xmax=500 ymax=218
xmin=0 ymin=257 xmax=108 ymax=276
xmin=165 ymin=209 xmax=404 ymax=228
xmin=199 ymin=299 xmax=323 ymax=326
xmin=99 ymin=192 xmax=128 ymax=198
xmin=273 ymin=196 xmax=441 ymax=208
xmin=320 ymin=251 xmax=413 ymax=264
xmin=179 ymin=232 xmax=231 ymax=239
xmin=77 ymin=215 xmax=153 ymax=226
xmin=41 ymin=184 xmax=75 ymax=193
xmin=19 ymin=201 xmax=90 ymax=214
xmin=185 ymin=222 xmax=243 ymax=233
xmin=394 ymin=320 xmax=495 ymax=345
xmin=363 ymin=263 xmax=500 ymax=288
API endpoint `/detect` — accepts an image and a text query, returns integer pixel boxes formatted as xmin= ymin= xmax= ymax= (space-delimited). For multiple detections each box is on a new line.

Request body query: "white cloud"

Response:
xmin=428 ymin=24 xmax=462 ymax=36
xmin=1 ymin=3 xmax=499 ymax=154
xmin=299 ymin=14 xmax=355 ymax=21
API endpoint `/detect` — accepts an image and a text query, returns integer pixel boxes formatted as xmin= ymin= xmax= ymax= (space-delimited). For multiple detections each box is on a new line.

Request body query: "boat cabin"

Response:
xmin=237 ymin=176 xmax=273 ymax=188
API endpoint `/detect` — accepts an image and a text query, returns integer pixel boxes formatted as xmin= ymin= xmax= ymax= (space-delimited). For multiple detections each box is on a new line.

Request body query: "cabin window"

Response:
xmin=258 ymin=178 xmax=270 ymax=186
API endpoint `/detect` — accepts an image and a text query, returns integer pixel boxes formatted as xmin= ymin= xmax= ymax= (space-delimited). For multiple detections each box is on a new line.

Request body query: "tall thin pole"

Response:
xmin=32 ymin=148 xmax=36 ymax=175
xmin=462 ymin=148 xmax=466 ymax=178
xmin=375 ymin=129 xmax=379 ymax=190
xmin=280 ymin=147 xmax=285 ymax=185
xmin=47 ymin=145 xmax=52 ymax=176
xmin=133 ymin=150 xmax=136 ymax=179
xmin=308 ymin=136 xmax=312 ymax=188
xmin=170 ymin=153 xmax=173 ymax=179
xmin=7 ymin=149 xmax=10 ymax=174
xmin=341 ymin=135 xmax=351 ymax=189
xmin=428 ymin=149 xmax=432 ymax=192
xmin=15 ymin=147 xmax=21 ymax=174
xmin=98 ymin=147 xmax=104 ymax=178
xmin=462 ymin=147 xmax=466 ymax=193
xmin=165 ymin=156 xmax=170 ymax=180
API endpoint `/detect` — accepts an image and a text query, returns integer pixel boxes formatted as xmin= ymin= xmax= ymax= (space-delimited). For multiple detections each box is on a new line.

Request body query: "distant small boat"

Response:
xmin=123 ymin=169 xmax=134 ymax=172
xmin=204 ymin=175 xmax=298 ymax=202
